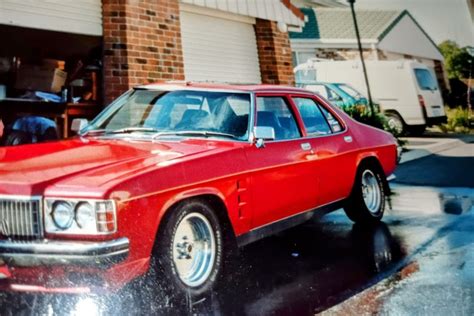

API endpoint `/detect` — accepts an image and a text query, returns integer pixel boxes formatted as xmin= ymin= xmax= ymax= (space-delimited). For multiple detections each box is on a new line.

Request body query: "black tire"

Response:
xmin=407 ymin=125 xmax=426 ymax=136
xmin=151 ymin=199 xmax=223 ymax=298
xmin=344 ymin=163 xmax=386 ymax=224
xmin=385 ymin=112 xmax=405 ymax=136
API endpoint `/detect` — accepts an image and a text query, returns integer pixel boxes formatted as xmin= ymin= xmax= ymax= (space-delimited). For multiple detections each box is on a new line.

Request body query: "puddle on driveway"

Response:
xmin=389 ymin=184 xmax=474 ymax=215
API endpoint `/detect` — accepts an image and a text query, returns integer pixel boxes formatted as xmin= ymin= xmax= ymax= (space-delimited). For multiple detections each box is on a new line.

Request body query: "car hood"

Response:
xmin=0 ymin=136 xmax=237 ymax=196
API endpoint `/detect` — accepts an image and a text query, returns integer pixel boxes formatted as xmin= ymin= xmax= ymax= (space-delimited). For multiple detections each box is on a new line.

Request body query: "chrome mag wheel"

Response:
xmin=172 ymin=212 xmax=216 ymax=287
xmin=361 ymin=169 xmax=382 ymax=214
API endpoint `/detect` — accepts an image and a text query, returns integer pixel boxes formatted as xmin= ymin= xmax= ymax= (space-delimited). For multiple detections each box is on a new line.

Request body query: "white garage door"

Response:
xmin=180 ymin=10 xmax=261 ymax=84
xmin=0 ymin=0 xmax=102 ymax=36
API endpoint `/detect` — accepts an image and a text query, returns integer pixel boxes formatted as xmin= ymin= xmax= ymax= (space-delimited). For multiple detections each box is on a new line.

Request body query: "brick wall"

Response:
xmin=102 ymin=0 xmax=184 ymax=104
xmin=255 ymin=19 xmax=295 ymax=86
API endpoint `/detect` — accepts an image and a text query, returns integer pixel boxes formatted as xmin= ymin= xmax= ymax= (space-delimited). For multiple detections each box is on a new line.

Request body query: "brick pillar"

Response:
xmin=255 ymin=19 xmax=295 ymax=86
xmin=102 ymin=0 xmax=185 ymax=104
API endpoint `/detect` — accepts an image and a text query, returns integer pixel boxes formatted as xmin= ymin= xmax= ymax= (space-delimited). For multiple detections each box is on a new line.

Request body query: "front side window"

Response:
xmin=256 ymin=97 xmax=301 ymax=140
xmin=337 ymin=84 xmax=363 ymax=99
xmin=414 ymin=69 xmax=438 ymax=91
xmin=325 ymin=87 xmax=342 ymax=102
xmin=85 ymin=90 xmax=251 ymax=140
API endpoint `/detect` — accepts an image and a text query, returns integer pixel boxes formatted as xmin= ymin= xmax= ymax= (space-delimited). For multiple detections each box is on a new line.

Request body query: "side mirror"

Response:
xmin=71 ymin=118 xmax=88 ymax=134
xmin=253 ymin=126 xmax=275 ymax=148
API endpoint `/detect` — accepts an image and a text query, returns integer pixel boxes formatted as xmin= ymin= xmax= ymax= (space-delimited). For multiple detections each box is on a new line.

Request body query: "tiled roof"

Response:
xmin=290 ymin=8 xmax=319 ymax=39
xmin=290 ymin=8 xmax=401 ymax=41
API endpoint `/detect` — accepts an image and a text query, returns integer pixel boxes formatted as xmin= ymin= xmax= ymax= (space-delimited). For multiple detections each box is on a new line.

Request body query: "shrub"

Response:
xmin=342 ymin=105 xmax=406 ymax=146
xmin=438 ymin=106 xmax=473 ymax=134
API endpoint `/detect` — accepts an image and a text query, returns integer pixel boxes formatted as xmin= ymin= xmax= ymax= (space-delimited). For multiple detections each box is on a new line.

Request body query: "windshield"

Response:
xmin=304 ymin=84 xmax=328 ymax=98
xmin=295 ymin=69 xmax=317 ymax=84
xmin=414 ymin=68 xmax=438 ymax=91
xmin=85 ymin=89 xmax=251 ymax=140
xmin=337 ymin=84 xmax=364 ymax=99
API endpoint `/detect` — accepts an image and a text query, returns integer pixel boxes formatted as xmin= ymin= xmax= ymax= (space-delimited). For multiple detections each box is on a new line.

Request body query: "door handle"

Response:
xmin=344 ymin=136 xmax=353 ymax=143
xmin=301 ymin=143 xmax=311 ymax=150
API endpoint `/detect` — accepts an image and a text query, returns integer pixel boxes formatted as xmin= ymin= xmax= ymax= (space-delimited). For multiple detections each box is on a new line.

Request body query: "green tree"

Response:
xmin=438 ymin=41 xmax=472 ymax=79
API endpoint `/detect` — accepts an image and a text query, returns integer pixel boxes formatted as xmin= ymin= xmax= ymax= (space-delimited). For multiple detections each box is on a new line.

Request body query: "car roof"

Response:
xmin=136 ymin=81 xmax=313 ymax=94
xmin=300 ymin=82 xmax=343 ymax=86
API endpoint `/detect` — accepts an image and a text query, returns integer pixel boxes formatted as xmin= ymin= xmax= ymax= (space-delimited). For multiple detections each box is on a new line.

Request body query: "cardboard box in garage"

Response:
xmin=15 ymin=66 xmax=67 ymax=93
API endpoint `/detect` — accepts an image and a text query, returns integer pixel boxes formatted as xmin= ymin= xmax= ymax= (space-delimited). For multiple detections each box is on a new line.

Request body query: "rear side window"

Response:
xmin=414 ymin=69 xmax=438 ymax=91
xmin=293 ymin=97 xmax=343 ymax=135
xmin=293 ymin=98 xmax=332 ymax=136
xmin=319 ymin=105 xmax=343 ymax=133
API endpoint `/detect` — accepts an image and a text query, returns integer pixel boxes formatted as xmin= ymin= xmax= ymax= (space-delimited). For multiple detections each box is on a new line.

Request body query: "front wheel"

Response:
xmin=344 ymin=164 xmax=386 ymax=224
xmin=152 ymin=200 xmax=223 ymax=298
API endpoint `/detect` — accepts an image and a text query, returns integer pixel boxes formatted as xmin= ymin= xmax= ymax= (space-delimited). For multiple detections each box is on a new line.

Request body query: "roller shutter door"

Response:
xmin=180 ymin=10 xmax=261 ymax=84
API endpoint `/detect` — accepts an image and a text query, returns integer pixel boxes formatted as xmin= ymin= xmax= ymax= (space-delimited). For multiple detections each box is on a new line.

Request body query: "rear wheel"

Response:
xmin=152 ymin=200 xmax=223 ymax=298
xmin=344 ymin=164 xmax=386 ymax=224
xmin=385 ymin=112 xmax=405 ymax=135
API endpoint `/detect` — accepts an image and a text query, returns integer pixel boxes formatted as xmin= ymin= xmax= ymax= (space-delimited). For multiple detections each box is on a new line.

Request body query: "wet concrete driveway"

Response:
xmin=0 ymin=183 xmax=472 ymax=316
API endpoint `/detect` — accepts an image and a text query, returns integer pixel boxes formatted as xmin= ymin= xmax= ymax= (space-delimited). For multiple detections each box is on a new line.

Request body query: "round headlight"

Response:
xmin=51 ymin=201 xmax=74 ymax=230
xmin=75 ymin=202 xmax=95 ymax=230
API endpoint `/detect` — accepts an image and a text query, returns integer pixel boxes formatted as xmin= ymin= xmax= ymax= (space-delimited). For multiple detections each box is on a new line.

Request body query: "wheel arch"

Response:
xmin=157 ymin=188 xmax=237 ymax=243
xmin=384 ymin=109 xmax=404 ymax=120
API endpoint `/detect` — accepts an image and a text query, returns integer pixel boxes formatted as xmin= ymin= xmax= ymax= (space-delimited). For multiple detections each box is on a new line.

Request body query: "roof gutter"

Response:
xmin=290 ymin=38 xmax=378 ymax=50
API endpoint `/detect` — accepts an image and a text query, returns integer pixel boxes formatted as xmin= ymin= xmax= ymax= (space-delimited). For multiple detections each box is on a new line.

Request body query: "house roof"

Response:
xmin=289 ymin=8 xmax=442 ymax=59
xmin=290 ymin=8 xmax=401 ymax=41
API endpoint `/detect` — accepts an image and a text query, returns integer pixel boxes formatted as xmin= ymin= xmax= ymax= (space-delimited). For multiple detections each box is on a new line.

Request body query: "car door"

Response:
xmin=290 ymin=95 xmax=359 ymax=206
xmin=245 ymin=94 xmax=319 ymax=229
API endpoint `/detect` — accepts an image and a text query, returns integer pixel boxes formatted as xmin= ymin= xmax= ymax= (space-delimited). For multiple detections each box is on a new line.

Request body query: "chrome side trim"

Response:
xmin=0 ymin=237 xmax=129 ymax=268
xmin=236 ymin=200 xmax=345 ymax=247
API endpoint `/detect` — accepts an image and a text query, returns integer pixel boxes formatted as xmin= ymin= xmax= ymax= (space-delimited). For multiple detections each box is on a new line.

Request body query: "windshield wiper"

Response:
xmin=153 ymin=131 xmax=238 ymax=140
xmin=107 ymin=127 xmax=161 ymax=134
xmin=80 ymin=129 xmax=107 ymax=136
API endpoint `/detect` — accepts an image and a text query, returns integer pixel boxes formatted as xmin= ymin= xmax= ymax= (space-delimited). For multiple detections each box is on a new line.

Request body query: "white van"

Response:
xmin=294 ymin=59 xmax=447 ymax=135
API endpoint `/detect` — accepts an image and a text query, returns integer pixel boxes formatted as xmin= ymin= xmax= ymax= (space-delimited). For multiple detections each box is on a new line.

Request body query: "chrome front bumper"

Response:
xmin=0 ymin=237 xmax=129 ymax=268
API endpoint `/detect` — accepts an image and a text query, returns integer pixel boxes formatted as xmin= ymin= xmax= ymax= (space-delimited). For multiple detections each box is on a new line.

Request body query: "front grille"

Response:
xmin=0 ymin=197 xmax=43 ymax=239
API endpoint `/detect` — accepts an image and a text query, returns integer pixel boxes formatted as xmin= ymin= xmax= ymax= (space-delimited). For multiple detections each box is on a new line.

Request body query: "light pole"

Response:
xmin=466 ymin=47 xmax=474 ymax=116
xmin=347 ymin=0 xmax=375 ymax=116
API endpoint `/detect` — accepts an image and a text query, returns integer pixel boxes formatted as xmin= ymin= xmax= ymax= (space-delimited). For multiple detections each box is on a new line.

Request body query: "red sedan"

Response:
xmin=0 ymin=83 xmax=397 ymax=296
